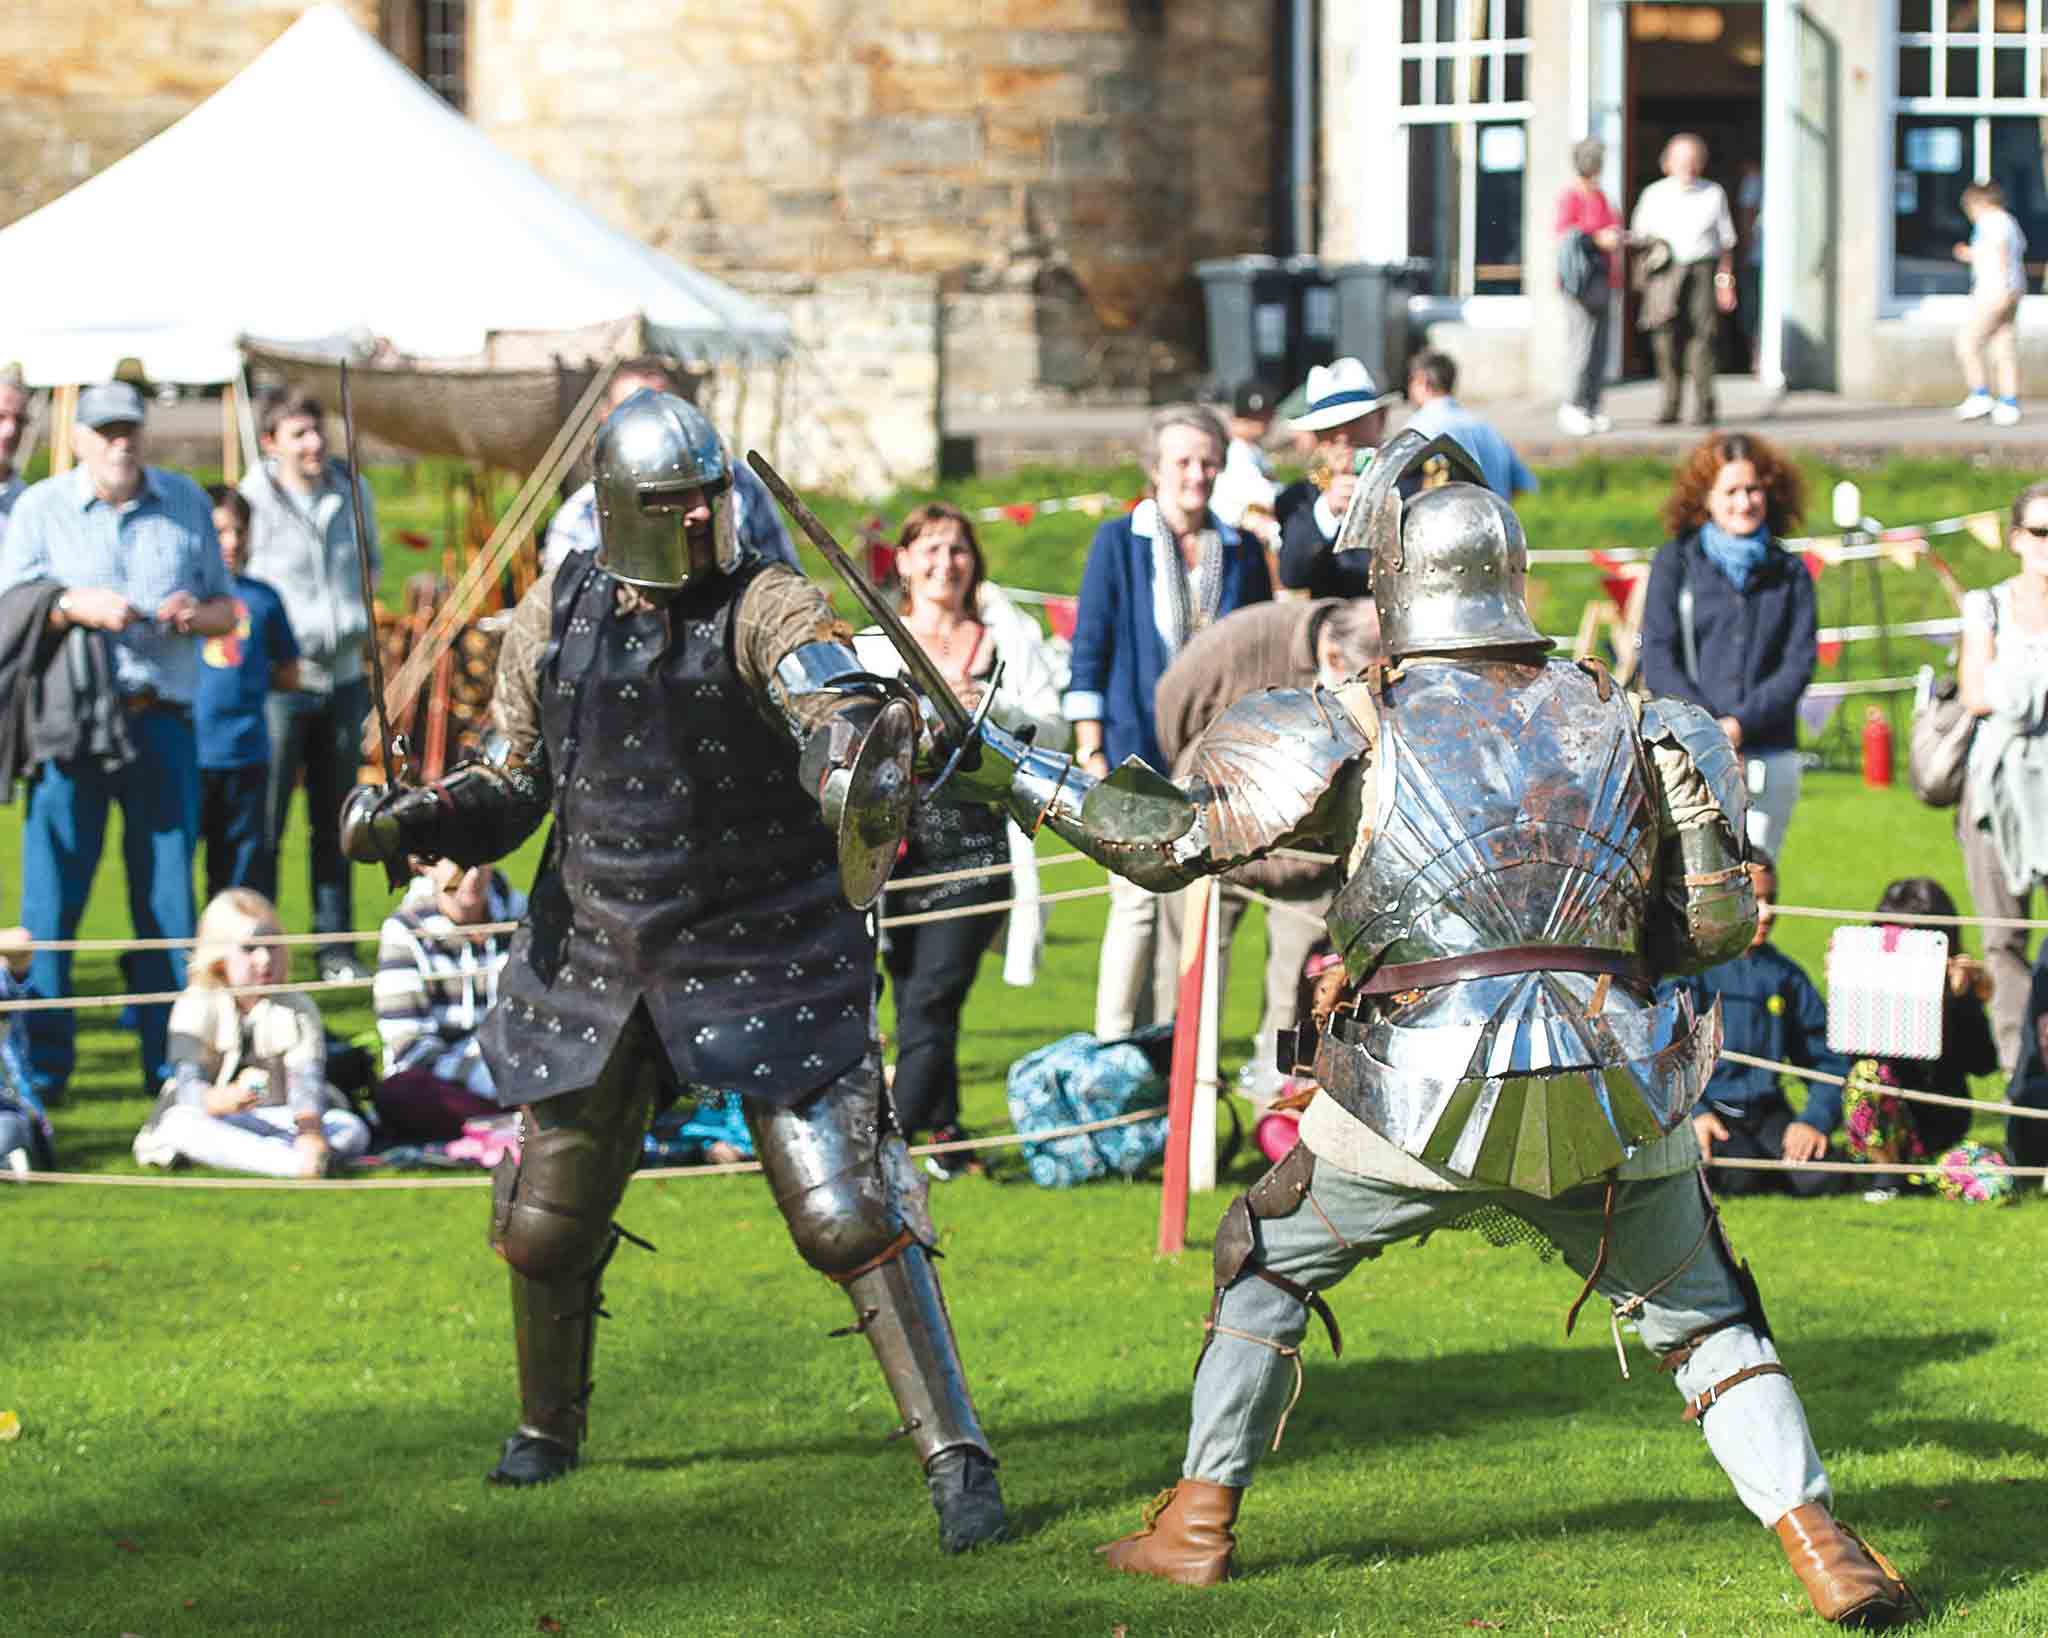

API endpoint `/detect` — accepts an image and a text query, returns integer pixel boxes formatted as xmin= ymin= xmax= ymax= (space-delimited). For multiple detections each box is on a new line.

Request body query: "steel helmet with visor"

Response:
xmin=592 ymin=389 xmax=740 ymax=590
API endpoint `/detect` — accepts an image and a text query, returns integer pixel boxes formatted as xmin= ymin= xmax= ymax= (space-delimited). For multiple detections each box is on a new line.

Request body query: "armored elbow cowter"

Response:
xmin=1639 ymin=696 xmax=1758 ymax=975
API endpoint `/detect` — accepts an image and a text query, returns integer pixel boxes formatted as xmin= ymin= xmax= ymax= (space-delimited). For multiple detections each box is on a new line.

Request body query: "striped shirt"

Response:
xmin=375 ymin=873 xmax=526 ymax=1096
xmin=0 ymin=464 xmax=230 ymax=704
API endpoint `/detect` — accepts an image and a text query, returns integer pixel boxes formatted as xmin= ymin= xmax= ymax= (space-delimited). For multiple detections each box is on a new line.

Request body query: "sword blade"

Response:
xmin=339 ymin=360 xmax=405 ymax=785
xmin=745 ymin=451 xmax=975 ymax=741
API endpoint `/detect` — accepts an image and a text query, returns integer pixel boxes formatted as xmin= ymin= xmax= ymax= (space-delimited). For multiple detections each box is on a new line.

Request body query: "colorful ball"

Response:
xmin=1929 ymin=1143 xmax=2016 ymax=1205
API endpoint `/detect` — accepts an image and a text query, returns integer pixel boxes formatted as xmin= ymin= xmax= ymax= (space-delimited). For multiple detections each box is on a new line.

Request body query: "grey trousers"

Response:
xmin=1650 ymin=259 xmax=1723 ymax=420
xmin=1959 ymin=782 xmax=2033 ymax=1071
xmin=1185 ymin=1159 xmax=1831 ymax=1530
xmin=1563 ymin=296 xmax=1612 ymax=414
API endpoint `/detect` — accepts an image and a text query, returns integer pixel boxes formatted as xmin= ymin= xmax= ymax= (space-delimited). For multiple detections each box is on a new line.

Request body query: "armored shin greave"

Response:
xmin=490 ymin=1016 xmax=663 ymax=1454
xmin=749 ymin=1055 xmax=995 ymax=1467
xmin=1184 ymin=1152 xmax=1830 ymax=1529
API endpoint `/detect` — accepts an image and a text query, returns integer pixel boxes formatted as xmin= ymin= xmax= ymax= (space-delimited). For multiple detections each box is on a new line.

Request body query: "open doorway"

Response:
xmin=1622 ymin=3 xmax=1764 ymax=379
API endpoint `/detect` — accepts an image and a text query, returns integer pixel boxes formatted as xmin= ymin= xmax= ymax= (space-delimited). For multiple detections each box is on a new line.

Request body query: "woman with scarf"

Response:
xmin=1063 ymin=403 xmax=1272 ymax=1040
xmin=1639 ymin=432 xmax=1816 ymax=857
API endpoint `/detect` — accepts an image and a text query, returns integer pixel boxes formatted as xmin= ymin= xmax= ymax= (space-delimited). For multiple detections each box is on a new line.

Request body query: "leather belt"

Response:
xmin=1356 ymin=943 xmax=1646 ymax=996
xmin=121 ymin=690 xmax=190 ymax=720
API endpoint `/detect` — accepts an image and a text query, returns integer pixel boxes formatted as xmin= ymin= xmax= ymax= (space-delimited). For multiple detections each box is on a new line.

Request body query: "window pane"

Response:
xmin=1899 ymin=0 xmax=1933 ymax=30
xmin=1504 ymin=0 xmax=1527 ymax=41
xmin=1470 ymin=53 xmax=1493 ymax=104
xmin=1402 ymin=0 xmax=1424 ymax=46
xmin=1992 ymin=1 xmax=2028 ymax=33
xmin=1947 ymin=46 xmax=1980 ymax=96
xmin=1995 ymin=46 xmax=2026 ymax=95
xmin=1947 ymin=0 xmax=1981 ymax=28
xmin=1408 ymin=124 xmax=1463 ymax=295
xmin=1504 ymin=51 xmax=1526 ymax=102
xmin=1474 ymin=121 xmax=1525 ymax=295
xmin=1893 ymin=116 xmax=1974 ymax=295
xmin=1436 ymin=57 xmax=1455 ymax=103
xmin=1436 ymin=0 xmax=1460 ymax=42
xmin=1899 ymin=46 xmax=1934 ymax=96
xmin=1402 ymin=58 xmax=1423 ymax=107
xmin=1989 ymin=115 xmax=2048 ymax=286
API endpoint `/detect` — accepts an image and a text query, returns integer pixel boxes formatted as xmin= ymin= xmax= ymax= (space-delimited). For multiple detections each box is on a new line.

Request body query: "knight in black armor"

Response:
xmin=921 ymin=432 xmax=1914 ymax=1623
xmin=342 ymin=391 xmax=1006 ymax=1551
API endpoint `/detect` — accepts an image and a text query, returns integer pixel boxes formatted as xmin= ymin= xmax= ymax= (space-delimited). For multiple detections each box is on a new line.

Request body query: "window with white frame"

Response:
xmin=1894 ymin=1 xmax=2048 ymax=296
xmin=1399 ymin=0 xmax=1532 ymax=297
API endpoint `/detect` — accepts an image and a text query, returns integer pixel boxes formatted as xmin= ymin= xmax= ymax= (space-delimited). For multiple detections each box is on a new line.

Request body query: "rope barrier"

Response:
xmin=1708 ymin=1156 xmax=2048 ymax=1178
xmin=0 ymin=973 xmax=390 ymax=1015
xmin=1763 ymin=902 xmax=2048 ymax=932
xmin=1218 ymin=882 xmax=1331 ymax=930
xmin=9 ymin=923 xmax=518 ymax=956
xmin=1718 ymin=1048 xmax=2048 ymax=1122
xmin=0 ymin=1104 xmax=1170 ymax=1191
xmin=879 ymin=882 xmax=1111 ymax=929
xmin=884 ymin=851 xmax=1086 ymax=892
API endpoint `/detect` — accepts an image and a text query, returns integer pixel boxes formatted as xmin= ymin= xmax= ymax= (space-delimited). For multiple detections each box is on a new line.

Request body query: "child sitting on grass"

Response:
xmin=0 ymin=927 xmax=55 ymax=1174
xmin=1659 ymin=853 xmax=1850 ymax=1196
xmin=132 ymin=889 xmax=370 ymax=1178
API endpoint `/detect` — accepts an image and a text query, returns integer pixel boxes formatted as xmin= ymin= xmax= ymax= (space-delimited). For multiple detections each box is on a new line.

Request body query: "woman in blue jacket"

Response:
xmin=1062 ymin=403 xmax=1272 ymax=1038
xmin=1638 ymin=431 xmax=1816 ymax=857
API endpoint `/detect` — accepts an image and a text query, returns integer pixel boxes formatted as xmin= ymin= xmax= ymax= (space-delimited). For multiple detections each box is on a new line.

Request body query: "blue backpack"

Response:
xmin=1005 ymin=1026 xmax=1175 ymax=1188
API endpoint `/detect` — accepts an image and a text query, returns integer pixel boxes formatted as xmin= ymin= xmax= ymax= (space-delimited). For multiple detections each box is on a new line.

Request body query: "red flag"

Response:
xmin=1802 ymin=551 xmax=1825 ymax=581
xmin=1817 ymin=640 xmax=1842 ymax=666
xmin=1001 ymin=502 xmax=1037 ymax=527
xmin=1044 ymin=596 xmax=1078 ymax=641
xmin=1590 ymin=552 xmax=1636 ymax=610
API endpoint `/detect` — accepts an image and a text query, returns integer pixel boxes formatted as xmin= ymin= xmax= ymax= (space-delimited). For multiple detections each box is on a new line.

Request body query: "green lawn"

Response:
xmin=3 ymin=457 xmax=2046 ymax=1633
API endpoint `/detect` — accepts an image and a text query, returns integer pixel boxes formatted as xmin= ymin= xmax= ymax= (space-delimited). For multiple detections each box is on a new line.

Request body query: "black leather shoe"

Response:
xmin=486 ymin=1432 xmax=578 ymax=1487
xmin=926 ymin=1446 xmax=1009 ymax=1552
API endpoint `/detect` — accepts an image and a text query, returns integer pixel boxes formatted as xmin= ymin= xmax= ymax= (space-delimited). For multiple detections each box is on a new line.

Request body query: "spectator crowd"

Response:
xmin=0 ymin=353 xmax=2042 ymax=1194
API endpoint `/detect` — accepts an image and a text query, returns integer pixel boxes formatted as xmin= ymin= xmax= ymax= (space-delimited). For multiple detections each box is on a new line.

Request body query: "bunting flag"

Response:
xmin=1000 ymin=502 xmax=1037 ymax=527
xmin=1075 ymin=492 xmax=1110 ymax=518
xmin=1590 ymin=551 xmax=1639 ymax=611
xmin=959 ymin=489 xmax=1138 ymax=527
xmin=1816 ymin=639 xmax=1843 ymax=666
xmin=1044 ymin=596 xmax=1079 ymax=641
xmin=1802 ymin=551 xmax=1826 ymax=582
xmin=1966 ymin=510 xmax=2005 ymax=549
xmin=1797 ymin=690 xmax=1845 ymax=740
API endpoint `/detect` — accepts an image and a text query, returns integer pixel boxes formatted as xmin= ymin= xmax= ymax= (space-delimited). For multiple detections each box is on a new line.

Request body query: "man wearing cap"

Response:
xmin=0 ymin=381 xmax=236 ymax=1101
xmin=1276 ymin=358 xmax=1401 ymax=600
xmin=0 ymin=368 xmax=29 ymax=544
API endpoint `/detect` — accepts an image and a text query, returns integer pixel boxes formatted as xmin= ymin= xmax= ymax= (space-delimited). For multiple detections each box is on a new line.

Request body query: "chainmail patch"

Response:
xmin=1438 ymin=1205 xmax=1560 ymax=1262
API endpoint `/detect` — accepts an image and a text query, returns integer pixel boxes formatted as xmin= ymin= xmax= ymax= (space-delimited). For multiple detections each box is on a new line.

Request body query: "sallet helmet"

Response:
xmin=1333 ymin=429 xmax=1550 ymax=660
xmin=591 ymin=390 xmax=740 ymax=590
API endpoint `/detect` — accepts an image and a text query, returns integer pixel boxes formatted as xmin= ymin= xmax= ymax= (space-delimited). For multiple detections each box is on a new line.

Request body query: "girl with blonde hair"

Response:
xmin=132 ymin=888 xmax=370 ymax=1177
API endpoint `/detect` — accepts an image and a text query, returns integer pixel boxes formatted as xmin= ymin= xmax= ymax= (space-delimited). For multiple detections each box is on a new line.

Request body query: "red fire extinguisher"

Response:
xmin=1862 ymin=706 xmax=1894 ymax=788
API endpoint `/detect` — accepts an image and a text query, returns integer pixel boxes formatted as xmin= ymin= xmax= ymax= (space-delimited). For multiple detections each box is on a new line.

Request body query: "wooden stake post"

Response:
xmin=1157 ymin=875 xmax=1222 ymax=1257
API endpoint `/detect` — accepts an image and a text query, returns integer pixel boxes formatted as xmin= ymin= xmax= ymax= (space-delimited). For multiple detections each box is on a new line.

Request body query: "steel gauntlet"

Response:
xmin=341 ymin=745 xmax=549 ymax=870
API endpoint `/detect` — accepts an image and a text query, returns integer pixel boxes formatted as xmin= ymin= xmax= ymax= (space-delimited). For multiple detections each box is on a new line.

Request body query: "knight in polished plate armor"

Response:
xmin=342 ymin=391 xmax=1006 ymax=1551
xmin=929 ymin=432 xmax=1914 ymax=1624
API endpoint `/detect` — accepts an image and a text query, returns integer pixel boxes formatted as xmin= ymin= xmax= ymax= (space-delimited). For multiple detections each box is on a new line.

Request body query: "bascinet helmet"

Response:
xmin=592 ymin=389 xmax=740 ymax=591
xmin=1333 ymin=428 xmax=1551 ymax=659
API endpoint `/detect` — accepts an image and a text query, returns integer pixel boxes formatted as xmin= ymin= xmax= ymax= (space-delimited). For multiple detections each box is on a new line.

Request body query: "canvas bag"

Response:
xmin=1004 ymin=1026 xmax=1173 ymax=1189
xmin=1908 ymin=669 xmax=1975 ymax=809
xmin=1825 ymin=925 xmax=1949 ymax=1059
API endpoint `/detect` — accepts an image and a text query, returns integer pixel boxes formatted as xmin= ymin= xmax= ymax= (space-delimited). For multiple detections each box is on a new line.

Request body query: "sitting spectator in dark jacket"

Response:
xmin=1660 ymin=857 xmax=1848 ymax=1196
xmin=372 ymin=858 xmax=524 ymax=1143
xmin=1276 ymin=358 xmax=1401 ymax=599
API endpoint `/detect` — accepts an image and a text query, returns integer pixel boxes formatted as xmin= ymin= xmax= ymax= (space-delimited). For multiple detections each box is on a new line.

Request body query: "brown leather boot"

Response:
xmin=1097 ymin=1479 xmax=1242 ymax=1587
xmin=1775 ymin=1503 xmax=1920 ymax=1628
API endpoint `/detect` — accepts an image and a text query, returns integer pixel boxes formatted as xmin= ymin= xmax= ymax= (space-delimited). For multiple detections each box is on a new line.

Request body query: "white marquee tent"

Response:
xmin=0 ymin=4 xmax=790 ymax=393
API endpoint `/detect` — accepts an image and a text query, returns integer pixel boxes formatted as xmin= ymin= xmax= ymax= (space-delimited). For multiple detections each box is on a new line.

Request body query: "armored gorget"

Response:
xmin=479 ymin=555 xmax=872 ymax=1106
xmin=1315 ymin=658 xmax=1719 ymax=1196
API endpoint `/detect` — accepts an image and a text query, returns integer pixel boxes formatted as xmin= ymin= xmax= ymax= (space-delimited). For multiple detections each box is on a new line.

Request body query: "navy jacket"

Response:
xmin=1063 ymin=509 xmax=1271 ymax=774
xmin=1661 ymin=943 xmax=1850 ymax=1132
xmin=1638 ymin=532 xmax=1818 ymax=753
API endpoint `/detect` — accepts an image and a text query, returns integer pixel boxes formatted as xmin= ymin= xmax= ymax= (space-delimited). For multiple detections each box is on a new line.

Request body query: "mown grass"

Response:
xmin=2 ymin=457 xmax=2045 ymax=1633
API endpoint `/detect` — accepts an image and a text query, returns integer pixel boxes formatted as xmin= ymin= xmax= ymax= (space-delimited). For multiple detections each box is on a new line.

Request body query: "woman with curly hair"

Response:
xmin=1638 ymin=431 xmax=1817 ymax=856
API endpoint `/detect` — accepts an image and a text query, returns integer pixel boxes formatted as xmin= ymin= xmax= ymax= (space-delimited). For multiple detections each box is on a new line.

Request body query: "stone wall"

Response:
xmin=0 ymin=1 xmax=378 ymax=234
xmin=711 ymin=271 xmax=941 ymax=497
xmin=471 ymin=1 xmax=1276 ymax=406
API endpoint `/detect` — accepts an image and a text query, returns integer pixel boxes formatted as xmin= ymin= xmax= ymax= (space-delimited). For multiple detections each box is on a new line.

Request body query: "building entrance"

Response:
xmin=1621 ymin=3 xmax=1764 ymax=379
